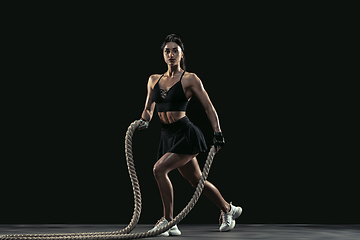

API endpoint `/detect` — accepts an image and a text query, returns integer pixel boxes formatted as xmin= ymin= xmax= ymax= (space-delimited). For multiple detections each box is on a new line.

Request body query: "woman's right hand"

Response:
xmin=137 ymin=118 xmax=149 ymax=130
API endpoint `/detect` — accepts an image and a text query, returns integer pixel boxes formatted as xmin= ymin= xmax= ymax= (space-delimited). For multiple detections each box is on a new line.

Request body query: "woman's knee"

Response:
xmin=153 ymin=162 xmax=166 ymax=179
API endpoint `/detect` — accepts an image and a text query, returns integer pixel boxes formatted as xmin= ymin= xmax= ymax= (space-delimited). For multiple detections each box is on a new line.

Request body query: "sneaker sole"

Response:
xmin=169 ymin=225 xmax=181 ymax=236
xmin=220 ymin=220 xmax=236 ymax=232
xmin=158 ymin=231 xmax=169 ymax=237
xmin=169 ymin=231 xmax=181 ymax=236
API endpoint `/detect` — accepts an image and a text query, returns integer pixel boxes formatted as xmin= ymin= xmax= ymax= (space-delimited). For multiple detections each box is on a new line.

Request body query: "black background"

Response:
xmin=2 ymin=4 xmax=357 ymax=224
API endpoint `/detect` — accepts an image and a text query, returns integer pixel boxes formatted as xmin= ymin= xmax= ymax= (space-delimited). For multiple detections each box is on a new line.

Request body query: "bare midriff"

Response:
xmin=158 ymin=111 xmax=186 ymax=124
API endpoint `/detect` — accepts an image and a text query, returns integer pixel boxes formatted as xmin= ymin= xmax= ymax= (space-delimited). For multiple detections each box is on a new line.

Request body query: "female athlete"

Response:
xmin=138 ymin=34 xmax=242 ymax=236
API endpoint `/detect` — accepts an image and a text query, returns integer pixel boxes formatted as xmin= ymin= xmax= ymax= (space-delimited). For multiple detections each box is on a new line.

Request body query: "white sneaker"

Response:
xmin=219 ymin=202 xmax=242 ymax=232
xmin=168 ymin=225 xmax=181 ymax=236
xmin=148 ymin=217 xmax=181 ymax=236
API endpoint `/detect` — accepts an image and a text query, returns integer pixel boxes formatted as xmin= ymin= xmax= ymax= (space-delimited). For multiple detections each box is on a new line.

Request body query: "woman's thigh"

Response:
xmin=154 ymin=152 xmax=198 ymax=174
xmin=177 ymin=157 xmax=202 ymax=185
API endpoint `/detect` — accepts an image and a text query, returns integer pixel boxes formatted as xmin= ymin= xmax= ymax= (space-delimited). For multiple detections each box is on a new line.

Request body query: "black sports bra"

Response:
xmin=152 ymin=71 xmax=188 ymax=112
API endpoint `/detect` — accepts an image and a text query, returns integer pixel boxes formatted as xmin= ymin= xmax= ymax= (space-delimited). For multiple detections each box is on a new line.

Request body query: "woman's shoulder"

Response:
xmin=184 ymin=71 xmax=196 ymax=77
xmin=149 ymin=73 xmax=163 ymax=80
xmin=147 ymin=74 xmax=163 ymax=88
xmin=148 ymin=73 xmax=163 ymax=83
xmin=150 ymin=73 xmax=163 ymax=78
xmin=183 ymin=71 xmax=202 ymax=86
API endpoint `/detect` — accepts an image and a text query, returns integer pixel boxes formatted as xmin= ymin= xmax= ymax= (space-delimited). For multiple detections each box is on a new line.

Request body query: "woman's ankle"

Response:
xmin=223 ymin=202 xmax=231 ymax=213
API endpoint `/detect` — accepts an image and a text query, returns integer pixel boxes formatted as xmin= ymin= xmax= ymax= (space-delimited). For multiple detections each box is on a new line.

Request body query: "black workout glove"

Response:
xmin=137 ymin=118 xmax=149 ymax=130
xmin=213 ymin=132 xmax=225 ymax=149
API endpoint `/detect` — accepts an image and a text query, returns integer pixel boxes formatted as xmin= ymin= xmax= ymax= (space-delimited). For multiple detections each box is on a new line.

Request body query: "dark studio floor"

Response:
xmin=1 ymin=224 xmax=359 ymax=240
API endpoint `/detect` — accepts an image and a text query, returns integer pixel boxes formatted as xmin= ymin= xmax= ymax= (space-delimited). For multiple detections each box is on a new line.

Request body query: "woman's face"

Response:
xmin=163 ymin=42 xmax=183 ymax=67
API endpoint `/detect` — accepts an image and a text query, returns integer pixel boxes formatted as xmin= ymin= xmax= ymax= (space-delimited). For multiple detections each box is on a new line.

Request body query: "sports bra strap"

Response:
xmin=179 ymin=70 xmax=185 ymax=81
xmin=155 ymin=74 xmax=164 ymax=85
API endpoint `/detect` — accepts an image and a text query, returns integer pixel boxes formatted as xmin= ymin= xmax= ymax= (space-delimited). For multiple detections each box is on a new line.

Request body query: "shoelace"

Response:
xmin=154 ymin=217 xmax=166 ymax=228
xmin=219 ymin=210 xmax=233 ymax=226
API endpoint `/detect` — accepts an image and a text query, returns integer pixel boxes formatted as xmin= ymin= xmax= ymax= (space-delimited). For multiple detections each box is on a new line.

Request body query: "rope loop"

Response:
xmin=0 ymin=120 xmax=217 ymax=240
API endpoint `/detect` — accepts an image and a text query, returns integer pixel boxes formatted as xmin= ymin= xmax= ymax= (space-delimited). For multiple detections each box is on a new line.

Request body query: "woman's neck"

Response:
xmin=166 ymin=65 xmax=183 ymax=77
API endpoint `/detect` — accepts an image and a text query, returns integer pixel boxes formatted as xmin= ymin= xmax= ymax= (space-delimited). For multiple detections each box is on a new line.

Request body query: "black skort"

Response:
xmin=157 ymin=116 xmax=208 ymax=159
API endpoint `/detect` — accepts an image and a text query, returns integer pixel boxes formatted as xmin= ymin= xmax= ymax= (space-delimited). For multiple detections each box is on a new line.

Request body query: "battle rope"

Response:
xmin=1 ymin=120 xmax=217 ymax=240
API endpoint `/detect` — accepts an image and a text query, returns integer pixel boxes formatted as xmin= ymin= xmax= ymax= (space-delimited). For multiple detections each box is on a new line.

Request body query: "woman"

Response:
xmin=138 ymin=34 xmax=242 ymax=236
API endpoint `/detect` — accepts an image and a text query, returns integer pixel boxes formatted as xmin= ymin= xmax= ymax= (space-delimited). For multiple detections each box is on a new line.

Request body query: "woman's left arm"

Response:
xmin=190 ymin=74 xmax=221 ymax=133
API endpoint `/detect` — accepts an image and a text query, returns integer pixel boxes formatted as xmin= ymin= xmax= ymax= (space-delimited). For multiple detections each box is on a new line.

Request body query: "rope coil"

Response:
xmin=1 ymin=120 xmax=217 ymax=240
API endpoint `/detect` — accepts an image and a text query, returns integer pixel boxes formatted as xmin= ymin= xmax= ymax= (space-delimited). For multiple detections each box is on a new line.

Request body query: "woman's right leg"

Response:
xmin=177 ymin=157 xmax=231 ymax=213
xmin=153 ymin=152 xmax=198 ymax=221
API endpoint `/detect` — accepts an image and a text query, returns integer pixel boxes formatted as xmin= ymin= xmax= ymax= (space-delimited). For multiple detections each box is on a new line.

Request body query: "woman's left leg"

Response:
xmin=178 ymin=157 xmax=243 ymax=232
xmin=178 ymin=157 xmax=231 ymax=213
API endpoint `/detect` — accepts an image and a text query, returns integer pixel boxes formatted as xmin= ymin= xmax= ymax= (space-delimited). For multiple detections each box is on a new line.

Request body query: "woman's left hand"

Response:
xmin=213 ymin=132 xmax=225 ymax=151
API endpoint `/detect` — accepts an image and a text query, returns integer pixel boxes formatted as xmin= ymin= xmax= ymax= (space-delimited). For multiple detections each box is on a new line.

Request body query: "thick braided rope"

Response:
xmin=0 ymin=120 xmax=217 ymax=240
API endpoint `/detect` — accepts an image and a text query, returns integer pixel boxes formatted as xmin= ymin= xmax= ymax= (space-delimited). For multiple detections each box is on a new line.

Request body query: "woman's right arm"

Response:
xmin=140 ymin=75 xmax=157 ymax=122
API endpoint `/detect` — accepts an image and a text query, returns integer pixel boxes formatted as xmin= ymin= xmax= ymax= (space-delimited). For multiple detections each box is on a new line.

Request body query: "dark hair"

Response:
xmin=161 ymin=34 xmax=186 ymax=70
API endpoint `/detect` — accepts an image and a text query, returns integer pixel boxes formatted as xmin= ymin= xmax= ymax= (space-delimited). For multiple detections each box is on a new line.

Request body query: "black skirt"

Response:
xmin=157 ymin=116 xmax=208 ymax=159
